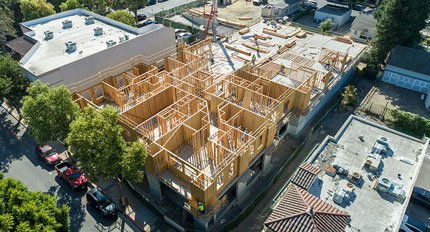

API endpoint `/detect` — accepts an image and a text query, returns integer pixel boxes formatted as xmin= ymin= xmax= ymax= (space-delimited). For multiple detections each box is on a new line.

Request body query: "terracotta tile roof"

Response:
xmin=291 ymin=162 xmax=321 ymax=190
xmin=6 ymin=36 xmax=36 ymax=57
xmin=265 ymin=185 xmax=350 ymax=232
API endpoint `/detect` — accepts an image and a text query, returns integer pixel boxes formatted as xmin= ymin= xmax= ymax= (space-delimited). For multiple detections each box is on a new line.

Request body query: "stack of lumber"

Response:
xmin=296 ymin=31 xmax=307 ymax=38
xmin=239 ymin=17 xmax=253 ymax=20
xmin=239 ymin=28 xmax=250 ymax=35
xmin=288 ymin=30 xmax=301 ymax=37
xmin=262 ymin=28 xmax=288 ymax=38
xmin=264 ymin=27 xmax=277 ymax=32
xmin=242 ymin=43 xmax=268 ymax=53
xmin=285 ymin=39 xmax=296 ymax=48
xmin=248 ymin=39 xmax=274 ymax=47
xmin=225 ymin=44 xmax=251 ymax=56
xmin=335 ymin=36 xmax=352 ymax=44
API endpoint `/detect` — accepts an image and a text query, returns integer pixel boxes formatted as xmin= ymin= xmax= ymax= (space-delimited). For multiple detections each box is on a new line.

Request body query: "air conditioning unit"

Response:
xmin=106 ymin=40 xmax=116 ymax=48
xmin=85 ymin=16 xmax=94 ymax=25
xmin=65 ymin=41 xmax=77 ymax=52
xmin=377 ymin=136 xmax=389 ymax=146
xmin=94 ymin=27 xmax=103 ymax=36
xmin=333 ymin=187 xmax=350 ymax=205
xmin=44 ymin=31 xmax=53 ymax=40
xmin=347 ymin=171 xmax=362 ymax=185
xmin=376 ymin=177 xmax=392 ymax=193
xmin=62 ymin=20 xmax=72 ymax=29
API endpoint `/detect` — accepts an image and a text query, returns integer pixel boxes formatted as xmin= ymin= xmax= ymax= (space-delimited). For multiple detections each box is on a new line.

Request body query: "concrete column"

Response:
xmin=286 ymin=113 xmax=300 ymax=135
xmin=146 ymin=172 xmax=163 ymax=201
xmin=236 ymin=180 xmax=247 ymax=205
xmin=193 ymin=214 xmax=208 ymax=231
xmin=262 ymin=153 xmax=272 ymax=177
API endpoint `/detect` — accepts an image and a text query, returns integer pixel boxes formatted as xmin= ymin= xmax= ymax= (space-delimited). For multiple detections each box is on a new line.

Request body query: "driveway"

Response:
xmin=138 ymin=0 xmax=200 ymax=17
xmin=0 ymin=106 xmax=134 ymax=232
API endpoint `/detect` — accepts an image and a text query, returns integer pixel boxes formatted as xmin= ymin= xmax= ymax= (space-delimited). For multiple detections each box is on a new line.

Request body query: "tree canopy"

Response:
xmin=0 ymin=55 xmax=28 ymax=107
xmin=66 ymin=105 xmax=147 ymax=206
xmin=0 ymin=8 xmax=17 ymax=51
xmin=319 ymin=19 xmax=334 ymax=35
xmin=20 ymin=81 xmax=81 ymax=144
xmin=20 ymin=0 xmax=55 ymax=21
xmin=0 ymin=173 xmax=70 ymax=232
xmin=366 ymin=0 xmax=430 ymax=67
xmin=106 ymin=10 xmax=136 ymax=27
xmin=59 ymin=0 xmax=84 ymax=11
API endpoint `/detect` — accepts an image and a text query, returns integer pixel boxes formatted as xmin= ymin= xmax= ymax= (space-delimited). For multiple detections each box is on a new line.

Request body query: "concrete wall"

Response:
xmin=382 ymin=65 xmax=430 ymax=94
xmin=314 ymin=9 xmax=351 ymax=26
xmin=27 ymin=26 xmax=176 ymax=90
xmin=271 ymin=2 xmax=300 ymax=17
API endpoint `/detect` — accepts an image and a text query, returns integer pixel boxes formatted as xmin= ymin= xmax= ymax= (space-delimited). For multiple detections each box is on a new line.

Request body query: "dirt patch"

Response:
xmin=194 ymin=0 xmax=262 ymax=24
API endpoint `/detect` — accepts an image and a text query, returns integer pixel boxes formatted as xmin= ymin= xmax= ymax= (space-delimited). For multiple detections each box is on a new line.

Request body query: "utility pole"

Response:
xmin=212 ymin=0 xmax=218 ymax=41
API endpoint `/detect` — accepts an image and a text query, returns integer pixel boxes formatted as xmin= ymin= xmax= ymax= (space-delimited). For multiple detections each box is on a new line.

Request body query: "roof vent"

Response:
xmin=94 ymin=27 xmax=103 ymax=36
xmin=85 ymin=16 xmax=94 ymax=25
xmin=44 ymin=31 xmax=53 ymax=40
xmin=65 ymin=41 xmax=77 ymax=52
xmin=106 ymin=40 xmax=116 ymax=48
xmin=62 ymin=20 xmax=72 ymax=29
xmin=376 ymin=177 xmax=391 ymax=193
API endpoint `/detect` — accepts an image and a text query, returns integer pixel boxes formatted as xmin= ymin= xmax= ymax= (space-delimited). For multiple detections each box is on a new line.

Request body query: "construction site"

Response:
xmin=66 ymin=18 xmax=367 ymax=231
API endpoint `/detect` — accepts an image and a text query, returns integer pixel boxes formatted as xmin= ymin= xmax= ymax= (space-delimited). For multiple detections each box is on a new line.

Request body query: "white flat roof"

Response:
xmin=309 ymin=116 xmax=429 ymax=232
xmin=22 ymin=14 xmax=137 ymax=76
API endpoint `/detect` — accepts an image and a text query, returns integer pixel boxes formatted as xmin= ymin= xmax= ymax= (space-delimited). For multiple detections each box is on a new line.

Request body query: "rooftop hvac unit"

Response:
xmin=376 ymin=177 xmax=391 ymax=193
xmin=364 ymin=154 xmax=381 ymax=172
xmin=44 ymin=31 xmax=53 ymax=40
xmin=62 ymin=20 xmax=72 ymax=29
xmin=65 ymin=41 xmax=77 ymax=52
xmin=372 ymin=142 xmax=387 ymax=155
xmin=389 ymin=186 xmax=406 ymax=203
xmin=333 ymin=187 xmax=350 ymax=205
xmin=377 ymin=136 xmax=389 ymax=147
xmin=118 ymin=35 xmax=130 ymax=43
xmin=334 ymin=163 xmax=349 ymax=175
xmin=85 ymin=16 xmax=94 ymax=25
xmin=347 ymin=171 xmax=362 ymax=185
xmin=106 ymin=40 xmax=116 ymax=48
xmin=94 ymin=27 xmax=103 ymax=36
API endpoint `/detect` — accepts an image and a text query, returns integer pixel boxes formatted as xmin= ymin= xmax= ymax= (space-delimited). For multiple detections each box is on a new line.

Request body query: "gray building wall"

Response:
xmin=314 ymin=9 xmax=351 ymax=26
xmin=382 ymin=65 xmax=430 ymax=94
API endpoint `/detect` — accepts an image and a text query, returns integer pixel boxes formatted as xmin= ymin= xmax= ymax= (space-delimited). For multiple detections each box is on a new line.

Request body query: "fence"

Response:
xmin=155 ymin=0 xmax=205 ymax=19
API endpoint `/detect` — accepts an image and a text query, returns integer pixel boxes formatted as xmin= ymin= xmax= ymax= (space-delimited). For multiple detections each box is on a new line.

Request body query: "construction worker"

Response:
xmin=256 ymin=46 xmax=260 ymax=54
xmin=254 ymin=34 xmax=258 ymax=41
xmin=326 ymin=59 xmax=330 ymax=69
xmin=252 ymin=54 xmax=256 ymax=65
xmin=198 ymin=202 xmax=205 ymax=215
xmin=277 ymin=44 xmax=281 ymax=50
xmin=280 ymin=63 xmax=285 ymax=72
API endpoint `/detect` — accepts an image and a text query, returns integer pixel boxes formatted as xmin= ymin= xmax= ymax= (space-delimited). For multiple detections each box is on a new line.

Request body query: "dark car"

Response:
xmin=86 ymin=187 xmax=118 ymax=218
xmin=35 ymin=144 xmax=61 ymax=166
xmin=137 ymin=12 xmax=148 ymax=21
xmin=411 ymin=187 xmax=430 ymax=208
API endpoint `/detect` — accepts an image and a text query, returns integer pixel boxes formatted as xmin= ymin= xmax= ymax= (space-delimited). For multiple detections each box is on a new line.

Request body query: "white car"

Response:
xmin=400 ymin=215 xmax=430 ymax=232
xmin=177 ymin=32 xmax=192 ymax=40
xmin=253 ymin=0 xmax=262 ymax=6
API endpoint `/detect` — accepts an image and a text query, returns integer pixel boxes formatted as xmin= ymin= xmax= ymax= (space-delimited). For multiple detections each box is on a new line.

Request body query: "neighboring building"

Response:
xmin=349 ymin=13 xmax=377 ymax=40
xmin=382 ymin=46 xmax=430 ymax=94
xmin=314 ymin=4 xmax=351 ymax=27
xmin=297 ymin=115 xmax=429 ymax=232
xmin=5 ymin=36 xmax=37 ymax=60
xmin=261 ymin=0 xmax=301 ymax=18
xmin=17 ymin=8 xmax=176 ymax=89
xmin=265 ymin=184 xmax=350 ymax=232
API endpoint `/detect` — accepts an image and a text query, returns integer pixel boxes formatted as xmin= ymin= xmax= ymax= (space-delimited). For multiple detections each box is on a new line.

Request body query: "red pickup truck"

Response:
xmin=54 ymin=161 xmax=87 ymax=190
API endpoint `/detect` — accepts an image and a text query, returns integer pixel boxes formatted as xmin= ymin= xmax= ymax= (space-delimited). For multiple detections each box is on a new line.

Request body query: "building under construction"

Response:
xmin=67 ymin=21 xmax=367 ymax=231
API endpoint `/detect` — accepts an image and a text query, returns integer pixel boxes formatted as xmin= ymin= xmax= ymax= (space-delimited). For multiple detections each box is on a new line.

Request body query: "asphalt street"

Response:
xmin=138 ymin=0 xmax=200 ymax=17
xmin=0 ymin=106 xmax=129 ymax=232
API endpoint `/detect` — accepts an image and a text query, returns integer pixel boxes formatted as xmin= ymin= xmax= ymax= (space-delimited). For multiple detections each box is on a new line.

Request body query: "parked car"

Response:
xmin=175 ymin=29 xmax=187 ymax=38
xmin=411 ymin=187 xmax=430 ymax=208
xmin=304 ymin=0 xmax=317 ymax=8
xmin=177 ymin=32 xmax=192 ymax=40
xmin=137 ymin=12 xmax=148 ymax=21
xmin=400 ymin=215 xmax=430 ymax=232
xmin=142 ymin=20 xmax=158 ymax=26
xmin=86 ymin=187 xmax=118 ymax=218
xmin=253 ymin=0 xmax=262 ymax=6
xmin=54 ymin=161 xmax=87 ymax=190
xmin=147 ymin=0 xmax=156 ymax=5
xmin=353 ymin=4 xmax=364 ymax=11
xmin=35 ymin=144 xmax=61 ymax=166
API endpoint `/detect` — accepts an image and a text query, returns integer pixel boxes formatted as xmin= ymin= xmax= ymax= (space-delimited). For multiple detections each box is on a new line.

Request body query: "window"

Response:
xmin=354 ymin=31 xmax=358 ymax=35
xmin=364 ymin=28 xmax=369 ymax=32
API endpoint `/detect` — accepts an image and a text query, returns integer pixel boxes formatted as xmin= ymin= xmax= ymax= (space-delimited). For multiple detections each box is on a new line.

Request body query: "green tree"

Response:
xmin=21 ymin=81 xmax=81 ymax=144
xmin=319 ymin=19 xmax=334 ymax=35
xmin=65 ymin=105 xmax=147 ymax=207
xmin=0 ymin=0 xmax=24 ymax=32
xmin=368 ymin=0 xmax=430 ymax=67
xmin=20 ymin=0 xmax=55 ymax=21
xmin=126 ymin=0 xmax=147 ymax=23
xmin=0 ymin=55 xmax=28 ymax=108
xmin=0 ymin=173 xmax=70 ymax=231
xmin=0 ymin=8 xmax=17 ymax=52
xmin=106 ymin=10 xmax=136 ymax=27
xmin=341 ymin=85 xmax=359 ymax=107
xmin=59 ymin=0 xmax=84 ymax=11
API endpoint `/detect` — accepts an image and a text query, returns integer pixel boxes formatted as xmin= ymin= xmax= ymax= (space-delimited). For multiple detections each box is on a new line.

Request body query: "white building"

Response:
xmin=18 ymin=9 xmax=176 ymax=90
xmin=349 ymin=13 xmax=377 ymax=40
xmin=314 ymin=5 xmax=351 ymax=27
xmin=261 ymin=0 xmax=301 ymax=18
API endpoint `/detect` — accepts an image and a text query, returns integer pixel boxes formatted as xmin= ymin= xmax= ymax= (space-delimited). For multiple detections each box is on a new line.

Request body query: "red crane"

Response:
xmin=203 ymin=0 xmax=217 ymax=39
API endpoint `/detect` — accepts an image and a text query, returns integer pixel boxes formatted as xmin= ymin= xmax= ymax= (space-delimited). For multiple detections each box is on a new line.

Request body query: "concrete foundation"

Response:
xmin=147 ymin=172 xmax=164 ymax=201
